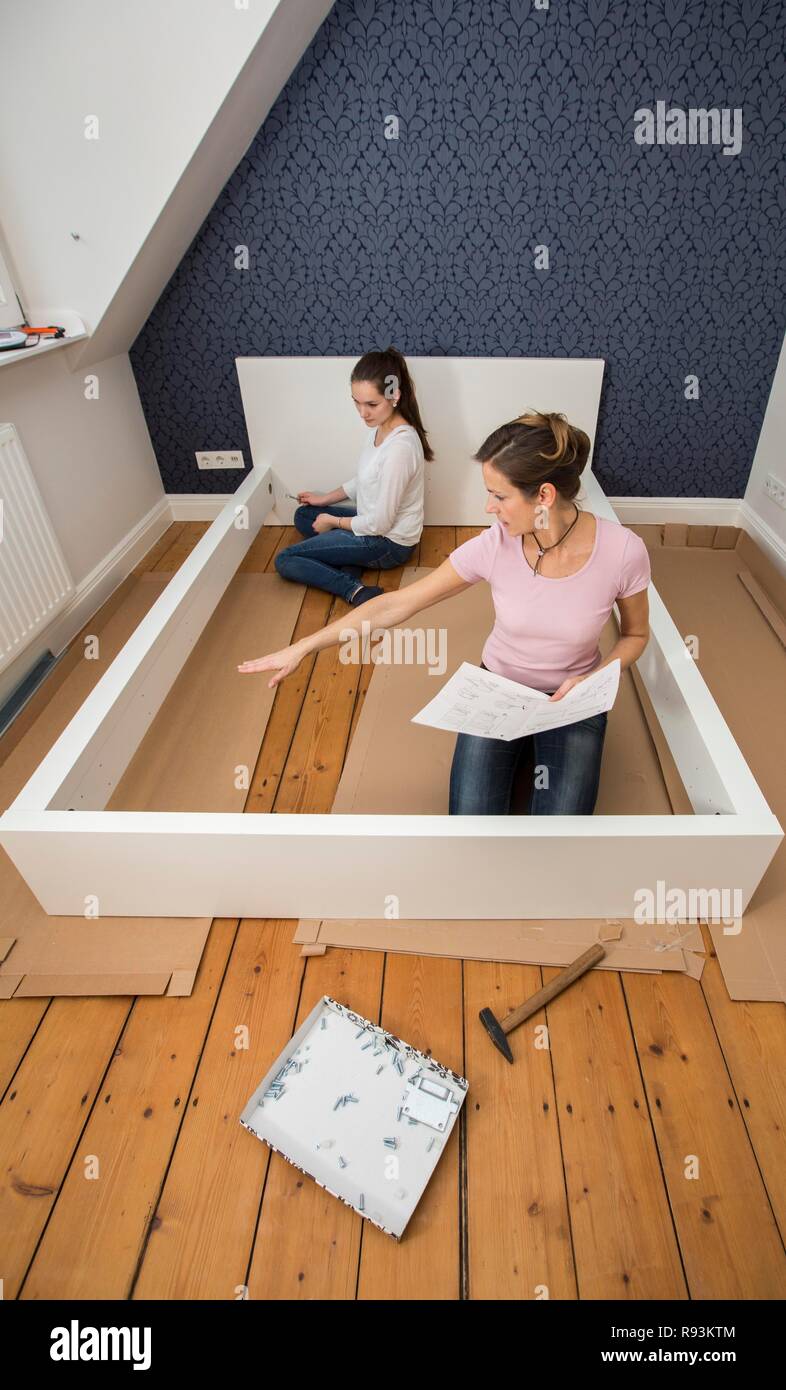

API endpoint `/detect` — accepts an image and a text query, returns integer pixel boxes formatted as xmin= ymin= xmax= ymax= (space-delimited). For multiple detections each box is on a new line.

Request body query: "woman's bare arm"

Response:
xmin=238 ymin=560 xmax=474 ymax=686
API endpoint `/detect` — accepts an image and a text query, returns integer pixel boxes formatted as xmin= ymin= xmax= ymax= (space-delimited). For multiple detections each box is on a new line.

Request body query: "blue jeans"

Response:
xmin=275 ymin=504 xmax=416 ymax=603
xmin=449 ymin=666 xmax=608 ymax=815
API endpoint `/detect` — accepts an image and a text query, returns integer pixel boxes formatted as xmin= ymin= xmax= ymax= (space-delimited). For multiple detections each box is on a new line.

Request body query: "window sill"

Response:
xmin=0 ymin=310 xmax=87 ymax=368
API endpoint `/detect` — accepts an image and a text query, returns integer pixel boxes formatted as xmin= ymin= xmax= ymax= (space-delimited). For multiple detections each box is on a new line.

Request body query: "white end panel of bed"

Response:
xmin=236 ymin=355 xmax=606 ymax=526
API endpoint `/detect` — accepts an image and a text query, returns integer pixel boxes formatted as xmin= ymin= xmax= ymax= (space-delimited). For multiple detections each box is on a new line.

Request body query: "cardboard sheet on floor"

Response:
xmin=294 ymin=915 xmax=706 ymax=976
xmin=108 ymin=573 xmax=303 ymax=812
xmin=0 ymin=570 xmax=303 ymax=997
xmin=296 ymin=569 xmax=706 ymax=979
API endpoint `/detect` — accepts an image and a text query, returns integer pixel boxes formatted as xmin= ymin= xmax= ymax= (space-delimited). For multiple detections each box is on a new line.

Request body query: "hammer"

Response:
xmin=479 ymin=942 xmax=606 ymax=1063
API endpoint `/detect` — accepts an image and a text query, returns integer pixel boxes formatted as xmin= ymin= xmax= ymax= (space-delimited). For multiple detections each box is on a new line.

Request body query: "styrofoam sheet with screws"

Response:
xmin=239 ymin=995 xmax=468 ymax=1239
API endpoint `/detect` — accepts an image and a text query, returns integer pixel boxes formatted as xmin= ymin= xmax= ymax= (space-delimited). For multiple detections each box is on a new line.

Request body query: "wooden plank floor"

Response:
xmin=1 ymin=522 xmax=785 ymax=1301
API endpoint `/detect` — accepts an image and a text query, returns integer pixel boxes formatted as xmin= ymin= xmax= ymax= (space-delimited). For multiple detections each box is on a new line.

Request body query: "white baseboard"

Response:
xmin=170 ymin=492 xmax=748 ymax=526
xmin=608 ymin=496 xmax=743 ymax=525
xmin=169 ymin=489 xmax=786 ymax=580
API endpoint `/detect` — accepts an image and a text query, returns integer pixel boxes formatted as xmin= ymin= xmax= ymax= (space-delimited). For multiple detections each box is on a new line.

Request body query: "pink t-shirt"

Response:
xmin=448 ymin=515 xmax=651 ymax=692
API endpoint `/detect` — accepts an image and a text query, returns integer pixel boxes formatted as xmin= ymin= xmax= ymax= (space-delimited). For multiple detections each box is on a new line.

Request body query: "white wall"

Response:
xmin=0 ymin=348 xmax=165 ymax=583
xmin=0 ymin=0 xmax=297 ymax=337
xmin=0 ymin=346 xmax=171 ymax=708
xmin=237 ymin=355 xmax=606 ymax=526
xmin=743 ymin=332 xmax=786 ymax=565
xmin=0 ymin=0 xmax=334 ymax=711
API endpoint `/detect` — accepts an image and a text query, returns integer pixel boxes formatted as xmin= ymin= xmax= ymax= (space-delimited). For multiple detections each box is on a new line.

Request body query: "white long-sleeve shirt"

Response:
xmin=341 ymin=424 xmax=425 ymax=545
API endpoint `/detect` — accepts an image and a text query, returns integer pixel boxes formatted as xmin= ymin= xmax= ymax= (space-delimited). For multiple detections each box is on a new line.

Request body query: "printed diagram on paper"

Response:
xmin=411 ymin=660 xmax=621 ymax=741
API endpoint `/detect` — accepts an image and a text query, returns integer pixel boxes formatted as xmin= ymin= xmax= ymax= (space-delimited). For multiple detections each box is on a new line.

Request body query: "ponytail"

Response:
xmin=351 ymin=346 xmax=434 ymax=461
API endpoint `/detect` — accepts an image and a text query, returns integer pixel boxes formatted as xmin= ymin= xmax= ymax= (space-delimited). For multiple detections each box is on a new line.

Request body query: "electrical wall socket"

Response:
xmin=195 ymin=451 xmax=245 ymax=471
xmin=765 ymin=473 xmax=786 ymax=509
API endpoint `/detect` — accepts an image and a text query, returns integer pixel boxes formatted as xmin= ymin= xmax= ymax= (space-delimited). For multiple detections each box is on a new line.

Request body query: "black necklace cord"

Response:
xmin=529 ymin=504 xmax=581 ymax=575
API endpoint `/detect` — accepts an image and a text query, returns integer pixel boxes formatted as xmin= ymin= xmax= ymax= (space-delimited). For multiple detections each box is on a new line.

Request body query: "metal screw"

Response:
xmin=338 ymin=1155 xmax=348 ymax=1169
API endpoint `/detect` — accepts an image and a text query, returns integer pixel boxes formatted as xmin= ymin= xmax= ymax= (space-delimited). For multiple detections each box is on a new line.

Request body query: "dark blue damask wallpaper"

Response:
xmin=129 ymin=0 xmax=786 ymax=498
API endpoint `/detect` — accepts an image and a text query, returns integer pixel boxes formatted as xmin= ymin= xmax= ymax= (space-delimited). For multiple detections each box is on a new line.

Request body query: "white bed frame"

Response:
xmin=0 ymin=358 xmax=781 ymax=921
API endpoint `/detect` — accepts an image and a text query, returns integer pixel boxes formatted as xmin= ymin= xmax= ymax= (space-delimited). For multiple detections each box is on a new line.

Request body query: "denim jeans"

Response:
xmin=449 ymin=664 xmax=608 ymax=815
xmin=275 ymin=504 xmax=416 ymax=603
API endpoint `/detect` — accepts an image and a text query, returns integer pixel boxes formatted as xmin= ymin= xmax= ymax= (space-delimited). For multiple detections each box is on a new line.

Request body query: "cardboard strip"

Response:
xmin=687 ymin=525 xmax=718 ymax=548
xmin=713 ymin=526 xmax=739 ymax=549
xmin=663 ymin=523 xmax=689 ymax=546
xmin=0 ymin=571 xmax=304 ymax=997
xmin=8 ymin=974 xmax=174 ymax=999
xmin=0 ymin=915 xmax=211 ymax=999
xmin=737 ymin=570 xmax=786 ymax=651
xmin=294 ymin=916 xmax=705 ymax=975
xmin=628 ymin=665 xmax=695 ymax=816
xmin=735 ymin=529 xmax=786 ymax=615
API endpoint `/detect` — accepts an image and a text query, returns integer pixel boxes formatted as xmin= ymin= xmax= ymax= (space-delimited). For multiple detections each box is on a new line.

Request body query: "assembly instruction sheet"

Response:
xmin=411 ymin=660 xmax=621 ymax=740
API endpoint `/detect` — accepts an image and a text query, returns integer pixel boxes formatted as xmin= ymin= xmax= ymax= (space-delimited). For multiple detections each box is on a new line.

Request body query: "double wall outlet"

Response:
xmin=195 ymin=451 xmax=245 ymax=471
xmin=765 ymin=473 xmax=786 ymax=509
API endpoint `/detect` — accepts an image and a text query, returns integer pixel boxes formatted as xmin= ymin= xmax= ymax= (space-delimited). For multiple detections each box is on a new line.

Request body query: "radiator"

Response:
xmin=0 ymin=422 xmax=74 ymax=676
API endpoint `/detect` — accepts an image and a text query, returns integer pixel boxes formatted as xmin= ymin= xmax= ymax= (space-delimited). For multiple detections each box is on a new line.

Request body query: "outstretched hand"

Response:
xmin=237 ymin=645 xmax=304 ymax=689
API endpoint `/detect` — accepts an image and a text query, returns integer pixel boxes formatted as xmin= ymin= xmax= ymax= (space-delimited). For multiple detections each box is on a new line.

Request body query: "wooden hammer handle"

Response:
xmin=501 ymin=943 xmax=606 ymax=1035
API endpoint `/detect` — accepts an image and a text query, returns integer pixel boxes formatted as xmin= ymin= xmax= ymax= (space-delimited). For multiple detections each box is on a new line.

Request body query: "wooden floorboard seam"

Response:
xmin=619 ymin=977 xmax=692 ymax=1300
xmin=16 ymin=1002 xmax=134 ymax=1299
xmin=696 ymin=948 xmax=786 ymax=1256
xmin=542 ymin=967 xmax=582 ymax=1300
xmin=127 ymin=918 xmax=243 ymax=1300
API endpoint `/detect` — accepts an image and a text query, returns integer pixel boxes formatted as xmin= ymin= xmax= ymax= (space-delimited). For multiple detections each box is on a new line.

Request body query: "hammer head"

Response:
xmin=479 ymin=1007 xmax=514 ymax=1064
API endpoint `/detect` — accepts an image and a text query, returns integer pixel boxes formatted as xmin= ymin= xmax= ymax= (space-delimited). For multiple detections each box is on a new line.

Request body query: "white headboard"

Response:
xmin=236 ymin=355 xmax=605 ymax=526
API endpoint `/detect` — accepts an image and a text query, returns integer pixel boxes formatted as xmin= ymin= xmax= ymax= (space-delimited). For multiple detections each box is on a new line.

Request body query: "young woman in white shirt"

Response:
xmin=274 ymin=346 xmax=432 ymax=607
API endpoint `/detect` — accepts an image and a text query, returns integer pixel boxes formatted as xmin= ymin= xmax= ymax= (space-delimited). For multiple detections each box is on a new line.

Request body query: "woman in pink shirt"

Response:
xmin=239 ymin=411 xmax=651 ymax=815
